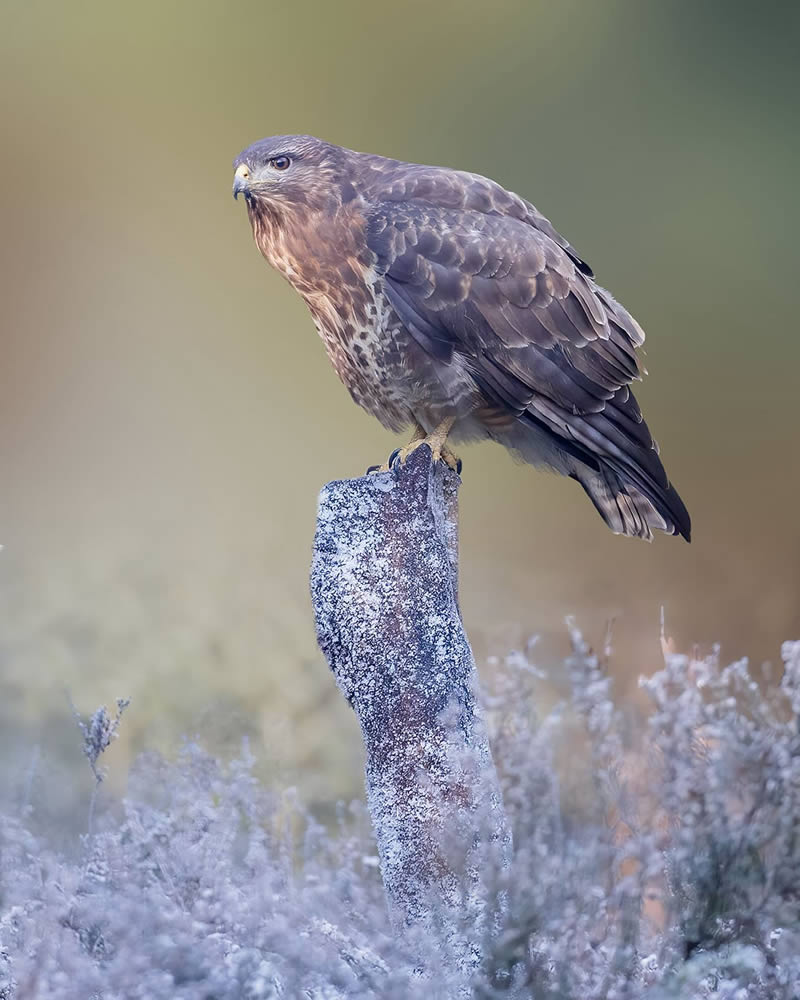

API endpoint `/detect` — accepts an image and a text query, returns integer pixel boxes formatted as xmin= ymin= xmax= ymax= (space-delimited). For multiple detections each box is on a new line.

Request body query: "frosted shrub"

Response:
xmin=1 ymin=634 xmax=799 ymax=998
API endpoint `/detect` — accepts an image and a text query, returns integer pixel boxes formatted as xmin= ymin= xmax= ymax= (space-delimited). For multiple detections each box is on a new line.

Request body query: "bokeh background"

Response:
xmin=1 ymin=0 xmax=798 ymax=818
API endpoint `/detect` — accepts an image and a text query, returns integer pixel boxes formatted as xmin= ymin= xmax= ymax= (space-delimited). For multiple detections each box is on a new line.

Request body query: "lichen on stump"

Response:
xmin=310 ymin=444 xmax=509 ymax=969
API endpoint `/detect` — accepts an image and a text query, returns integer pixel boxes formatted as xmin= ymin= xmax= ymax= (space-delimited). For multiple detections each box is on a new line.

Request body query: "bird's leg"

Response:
xmin=368 ymin=418 xmax=462 ymax=475
xmin=426 ymin=416 xmax=459 ymax=471
xmin=392 ymin=417 xmax=461 ymax=473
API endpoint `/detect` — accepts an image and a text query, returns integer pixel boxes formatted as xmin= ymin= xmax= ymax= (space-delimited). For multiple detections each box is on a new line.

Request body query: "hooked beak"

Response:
xmin=232 ymin=163 xmax=251 ymax=200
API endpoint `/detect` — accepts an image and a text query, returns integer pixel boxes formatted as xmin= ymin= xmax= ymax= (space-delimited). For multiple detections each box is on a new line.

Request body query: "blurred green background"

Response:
xmin=1 ymin=0 xmax=798 ymax=812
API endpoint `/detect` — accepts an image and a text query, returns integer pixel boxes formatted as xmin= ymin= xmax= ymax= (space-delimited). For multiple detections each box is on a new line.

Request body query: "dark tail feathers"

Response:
xmin=571 ymin=461 xmax=691 ymax=542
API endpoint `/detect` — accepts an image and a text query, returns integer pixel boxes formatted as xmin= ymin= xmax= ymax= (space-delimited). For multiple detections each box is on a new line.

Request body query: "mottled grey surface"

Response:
xmin=311 ymin=445 xmax=509 ymax=967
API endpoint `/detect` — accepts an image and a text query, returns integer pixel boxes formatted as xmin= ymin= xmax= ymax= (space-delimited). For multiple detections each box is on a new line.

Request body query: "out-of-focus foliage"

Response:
xmin=2 ymin=634 xmax=799 ymax=998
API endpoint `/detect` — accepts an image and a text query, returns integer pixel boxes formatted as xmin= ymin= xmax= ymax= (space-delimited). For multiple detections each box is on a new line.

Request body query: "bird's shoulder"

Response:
xmin=354 ymin=155 xmax=593 ymax=278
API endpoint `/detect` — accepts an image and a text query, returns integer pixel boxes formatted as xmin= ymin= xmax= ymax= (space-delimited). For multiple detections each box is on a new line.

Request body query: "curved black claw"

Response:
xmin=455 ymin=457 xmax=463 ymax=476
xmin=366 ymin=464 xmax=381 ymax=475
xmin=388 ymin=447 xmax=402 ymax=469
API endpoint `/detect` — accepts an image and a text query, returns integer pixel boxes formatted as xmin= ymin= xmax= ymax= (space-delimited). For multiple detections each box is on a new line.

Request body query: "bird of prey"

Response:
xmin=232 ymin=135 xmax=690 ymax=541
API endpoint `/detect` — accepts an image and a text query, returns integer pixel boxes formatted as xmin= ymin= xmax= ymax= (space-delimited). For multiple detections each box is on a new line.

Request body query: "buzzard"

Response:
xmin=233 ymin=135 xmax=690 ymax=541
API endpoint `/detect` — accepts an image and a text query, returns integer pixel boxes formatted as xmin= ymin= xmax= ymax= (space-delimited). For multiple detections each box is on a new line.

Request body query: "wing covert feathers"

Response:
xmin=363 ymin=183 xmax=689 ymax=541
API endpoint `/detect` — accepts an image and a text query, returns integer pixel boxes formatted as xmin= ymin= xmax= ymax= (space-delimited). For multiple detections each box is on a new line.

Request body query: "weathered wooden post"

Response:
xmin=310 ymin=445 xmax=510 ymax=971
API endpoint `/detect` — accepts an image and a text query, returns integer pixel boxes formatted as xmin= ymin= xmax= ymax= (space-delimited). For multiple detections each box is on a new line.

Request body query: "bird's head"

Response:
xmin=232 ymin=134 xmax=350 ymax=217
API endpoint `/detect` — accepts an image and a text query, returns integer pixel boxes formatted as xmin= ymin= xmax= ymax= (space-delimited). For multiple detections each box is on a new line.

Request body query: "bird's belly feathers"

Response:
xmin=306 ymin=279 xmax=480 ymax=434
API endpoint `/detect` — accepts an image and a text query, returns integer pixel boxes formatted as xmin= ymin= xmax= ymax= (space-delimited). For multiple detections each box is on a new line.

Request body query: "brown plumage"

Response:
xmin=232 ymin=134 xmax=690 ymax=541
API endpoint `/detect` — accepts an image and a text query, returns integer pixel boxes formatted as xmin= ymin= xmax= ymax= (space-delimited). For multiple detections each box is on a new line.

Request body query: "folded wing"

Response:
xmin=366 ymin=199 xmax=690 ymax=541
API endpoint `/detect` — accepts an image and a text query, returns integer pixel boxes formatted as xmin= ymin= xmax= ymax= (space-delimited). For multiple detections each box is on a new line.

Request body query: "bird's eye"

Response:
xmin=269 ymin=155 xmax=292 ymax=171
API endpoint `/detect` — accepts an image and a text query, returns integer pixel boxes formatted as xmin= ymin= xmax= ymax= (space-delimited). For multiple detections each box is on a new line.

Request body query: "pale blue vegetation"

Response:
xmin=1 ymin=635 xmax=799 ymax=998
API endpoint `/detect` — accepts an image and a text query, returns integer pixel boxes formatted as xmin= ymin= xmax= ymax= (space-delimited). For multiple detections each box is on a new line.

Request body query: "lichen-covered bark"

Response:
xmin=310 ymin=445 xmax=510 ymax=969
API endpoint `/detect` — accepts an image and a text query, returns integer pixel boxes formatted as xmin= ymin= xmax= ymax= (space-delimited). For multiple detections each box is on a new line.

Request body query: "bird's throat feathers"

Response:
xmin=247 ymin=196 xmax=373 ymax=305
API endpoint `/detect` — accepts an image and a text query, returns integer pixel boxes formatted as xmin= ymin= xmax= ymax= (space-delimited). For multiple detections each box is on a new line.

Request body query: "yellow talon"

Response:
xmin=380 ymin=418 xmax=460 ymax=473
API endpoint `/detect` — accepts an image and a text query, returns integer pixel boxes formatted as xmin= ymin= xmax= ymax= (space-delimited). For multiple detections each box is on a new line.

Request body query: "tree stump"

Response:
xmin=310 ymin=445 xmax=510 ymax=970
